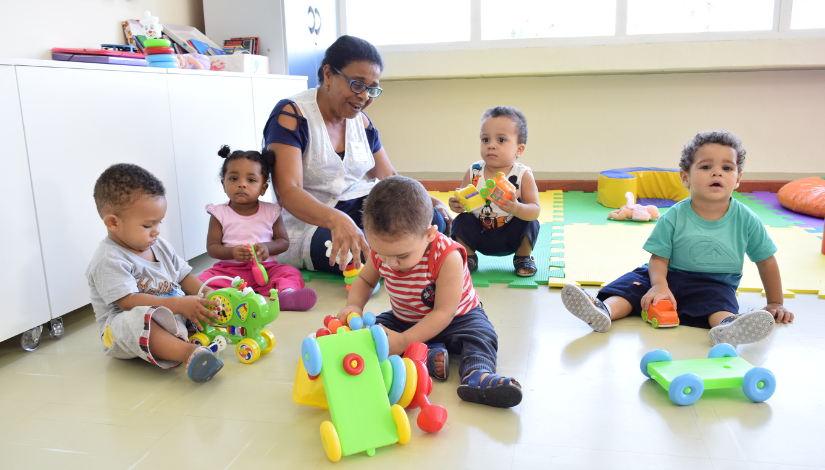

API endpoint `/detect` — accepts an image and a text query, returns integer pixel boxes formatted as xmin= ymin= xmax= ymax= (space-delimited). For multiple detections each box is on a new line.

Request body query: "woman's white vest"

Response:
xmin=278 ymin=87 xmax=377 ymax=269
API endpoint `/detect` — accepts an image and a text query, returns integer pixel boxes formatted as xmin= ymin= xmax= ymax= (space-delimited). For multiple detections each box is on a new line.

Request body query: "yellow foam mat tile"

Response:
xmin=428 ymin=190 xmax=452 ymax=209
xmin=739 ymin=226 xmax=825 ymax=298
xmin=537 ymin=190 xmax=564 ymax=224
xmin=547 ymin=223 xmax=654 ymax=288
xmin=548 ymin=223 xmax=825 ymax=299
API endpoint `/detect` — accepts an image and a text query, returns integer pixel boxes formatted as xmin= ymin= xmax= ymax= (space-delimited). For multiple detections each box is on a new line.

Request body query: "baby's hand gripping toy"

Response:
xmin=193 ymin=276 xmax=279 ymax=364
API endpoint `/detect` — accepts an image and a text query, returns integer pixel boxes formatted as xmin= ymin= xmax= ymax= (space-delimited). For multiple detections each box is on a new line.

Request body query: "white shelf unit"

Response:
xmin=0 ymin=58 xmax=306 ymax=345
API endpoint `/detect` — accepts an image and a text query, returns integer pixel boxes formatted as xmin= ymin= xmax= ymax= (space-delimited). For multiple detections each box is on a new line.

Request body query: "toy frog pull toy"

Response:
xmin=193 ymin=276 xmax=279 ymax=364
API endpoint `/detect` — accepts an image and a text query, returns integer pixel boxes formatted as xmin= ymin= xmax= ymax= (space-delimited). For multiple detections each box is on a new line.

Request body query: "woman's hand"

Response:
xmin=328 ymin=212 xmax=370 ymax=270
xmin=433 ymin=198 xmax=453 ymax=234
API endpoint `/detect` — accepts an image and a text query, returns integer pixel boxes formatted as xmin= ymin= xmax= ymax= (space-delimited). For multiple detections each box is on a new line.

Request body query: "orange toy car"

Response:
xmin=479 ymin=172 xmax=515 ymax=204
xmin=641 ymin=299 xmax=679 ymax=328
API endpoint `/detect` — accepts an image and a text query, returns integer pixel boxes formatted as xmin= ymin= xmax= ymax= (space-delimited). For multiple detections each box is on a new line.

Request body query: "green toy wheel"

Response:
xmin=651 ymin=317 xmax=659 ymax=328
xmin=320 ymin=421 xmax=342 ymax=462
xmin=479 ymin=187 xmax=490 ymax=199
xmin=641 ymin=310 xmax=648 ymax=322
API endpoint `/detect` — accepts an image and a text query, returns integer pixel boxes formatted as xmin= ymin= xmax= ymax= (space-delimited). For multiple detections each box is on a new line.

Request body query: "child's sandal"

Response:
xmin=457 ymin=369 xmax=522 ymax=408
xmin=513 ymin=255 xmax=537 ymax=277
xmin=467 ymin=254 xmax=479 ymax=273
xmin=427 ymin=343 xmax=449 ymax=380
xmin=186 ymin=346 xmax=224 ymax=383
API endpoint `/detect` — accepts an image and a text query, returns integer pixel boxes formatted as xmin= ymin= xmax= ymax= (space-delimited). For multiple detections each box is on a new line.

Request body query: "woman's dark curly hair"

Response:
xmin=217 ymin=145 xmax=275 ymax=183
xmin=317 ymin=35 xmax=383 ymax=84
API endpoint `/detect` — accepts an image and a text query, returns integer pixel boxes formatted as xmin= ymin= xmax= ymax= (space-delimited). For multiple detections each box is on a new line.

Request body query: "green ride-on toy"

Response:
xmin=640 ymin=343 xmax=777 ymax=406
xmin=301 ymin=325 xmax=411 ymax=462
xmin=191 ymin=276 xmax=279 ymax=364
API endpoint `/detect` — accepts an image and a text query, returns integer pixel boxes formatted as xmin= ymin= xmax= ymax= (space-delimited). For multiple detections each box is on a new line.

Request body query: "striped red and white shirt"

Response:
xmin=371 ymin=232 xmax=480 ymax=323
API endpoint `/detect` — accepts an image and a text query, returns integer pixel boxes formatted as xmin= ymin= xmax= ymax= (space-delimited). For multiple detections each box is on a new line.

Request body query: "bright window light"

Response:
xmin=345 ymin=0 xmax=471 ymax=45
xmin=791 ymin=0 xmax=825 ymax=29
xmin=627 ymin=0 xmax=775 ymax=35
xmin=481 ymin=0 xmax=616 ymax=40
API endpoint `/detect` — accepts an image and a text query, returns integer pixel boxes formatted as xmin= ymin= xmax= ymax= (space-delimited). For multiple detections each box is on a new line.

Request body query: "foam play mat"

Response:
xmin=744 ymin=191 xmax=823 ymax=238
xmin=547 ymin=222 xmax=825 ymax=298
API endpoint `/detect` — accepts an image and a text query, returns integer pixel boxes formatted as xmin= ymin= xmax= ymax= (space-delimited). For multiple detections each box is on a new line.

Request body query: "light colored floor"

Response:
xmin=1 ymin=267 xmax=823 ymax=469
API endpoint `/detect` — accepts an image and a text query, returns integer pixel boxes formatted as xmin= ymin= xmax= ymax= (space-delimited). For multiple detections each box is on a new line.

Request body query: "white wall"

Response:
xmin=0 ymin=0 xmax=204 ymax=60
xmin=367 ymin=69 xmax=825 ymax=180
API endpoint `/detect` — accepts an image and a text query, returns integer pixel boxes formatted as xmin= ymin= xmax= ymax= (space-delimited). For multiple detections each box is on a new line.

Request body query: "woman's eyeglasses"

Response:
xmin=333 ymin=67 xmax=382 ymax=98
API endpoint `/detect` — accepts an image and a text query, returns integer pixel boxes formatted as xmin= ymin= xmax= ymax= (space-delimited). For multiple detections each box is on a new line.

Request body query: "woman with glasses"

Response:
xmin=263 ymin=35 xmax=451 ymax=274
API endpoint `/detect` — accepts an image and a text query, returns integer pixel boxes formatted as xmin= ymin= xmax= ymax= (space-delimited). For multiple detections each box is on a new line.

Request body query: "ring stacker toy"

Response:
xmin=641 ymin=299 xmax=679 ymax=328
xmin=138 ymin=11 xmax=177 ymax=69
xmin=640 ymin=343 xmax=776 ymax=406
xmin=193 ymin=276 xmax=279 ymax=364
xmin=248 ymin=242 xmax=269 ymax=286
xmin=295 ymin=312 xmax=447 ymax=461
xmin=324 ymin=240 xmax=362 ymax=290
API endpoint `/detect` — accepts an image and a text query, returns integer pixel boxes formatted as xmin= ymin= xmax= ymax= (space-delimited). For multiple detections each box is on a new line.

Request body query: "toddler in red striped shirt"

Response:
xmin=336 ymin=176 xmax=522 ymax=408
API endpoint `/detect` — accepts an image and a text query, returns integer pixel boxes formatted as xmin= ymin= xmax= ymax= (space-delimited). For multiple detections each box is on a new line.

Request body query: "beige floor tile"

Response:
xmin=513 ymin=444 xmax=715 ymax=470
xmin=0 ymin=279 xmax=823 ymax=469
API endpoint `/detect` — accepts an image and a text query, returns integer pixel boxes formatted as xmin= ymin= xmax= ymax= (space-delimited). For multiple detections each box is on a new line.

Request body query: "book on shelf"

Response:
xmin=224 ymin=37 xmax=258 ymax=55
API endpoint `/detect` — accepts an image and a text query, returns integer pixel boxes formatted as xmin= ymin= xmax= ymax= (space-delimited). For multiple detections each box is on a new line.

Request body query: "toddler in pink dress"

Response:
xmin=197 ymin=145 xmax=316 ymax=311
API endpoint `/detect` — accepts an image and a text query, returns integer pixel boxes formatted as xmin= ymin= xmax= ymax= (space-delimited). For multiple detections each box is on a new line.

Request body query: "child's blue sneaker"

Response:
xmin=186 ymin=346 xmax=223 ymax=383
xmin=561 ymin=284 xmax=611 ymax=332
xmin=708 ymin=310 xmax=774 ymax=347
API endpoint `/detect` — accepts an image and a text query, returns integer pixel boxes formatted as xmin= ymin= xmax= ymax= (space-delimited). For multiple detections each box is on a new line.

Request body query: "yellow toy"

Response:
xmin=454 ymin=185 xmax=486 ymax=212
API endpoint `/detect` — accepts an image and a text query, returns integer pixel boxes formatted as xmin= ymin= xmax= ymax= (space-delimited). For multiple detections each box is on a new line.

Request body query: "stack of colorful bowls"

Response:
xmin=143 ymin=38 xmax=177 ymax=68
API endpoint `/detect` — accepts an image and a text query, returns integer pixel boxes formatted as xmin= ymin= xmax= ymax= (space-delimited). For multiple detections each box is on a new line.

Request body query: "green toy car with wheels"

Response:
xmin=190 ymin=276 xmax=279 ymax=364
xmin=640 ymin=343 xmax=776 ymax=406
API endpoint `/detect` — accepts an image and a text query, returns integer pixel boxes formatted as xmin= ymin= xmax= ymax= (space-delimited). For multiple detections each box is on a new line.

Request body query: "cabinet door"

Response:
xmin=0 ymin=66 xmax=51 ymax=341
xmin=312 ymin=0 xmax=338 ymax=74
xmin=285 ymin=0 xmax=320 ymax=87
xmin=166 ymin=72 xmax=257 ymax=260
xmin=16 ymin=66 xmax=185 ymax=316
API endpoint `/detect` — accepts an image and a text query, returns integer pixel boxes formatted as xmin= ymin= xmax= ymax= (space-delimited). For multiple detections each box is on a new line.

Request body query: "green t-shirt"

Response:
xmin=643 ymin=197 xmax=777 ymax=289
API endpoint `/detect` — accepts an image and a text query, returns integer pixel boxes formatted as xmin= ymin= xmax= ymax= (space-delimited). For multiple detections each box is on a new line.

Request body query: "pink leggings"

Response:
xmin=197 ymin=260 xmax=304 ymax=295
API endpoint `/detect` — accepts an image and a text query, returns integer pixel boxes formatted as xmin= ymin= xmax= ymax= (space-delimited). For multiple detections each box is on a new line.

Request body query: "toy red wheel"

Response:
xmin=343 ymin=353 xmax=364 ymax=375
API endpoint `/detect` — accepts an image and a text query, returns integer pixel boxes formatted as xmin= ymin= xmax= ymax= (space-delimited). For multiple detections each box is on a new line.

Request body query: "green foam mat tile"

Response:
xmin=559 ymin=191 xmax=671 ymax=226
xmin=733 ymin=192 xmax=804 ymax=228
xmin=470 ymin=223 xmax=561 ymax=289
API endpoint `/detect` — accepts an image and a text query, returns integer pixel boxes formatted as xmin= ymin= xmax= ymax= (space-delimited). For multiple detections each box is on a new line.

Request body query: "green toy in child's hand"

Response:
xmin=249 ymin=243 xmax=269 ymax=286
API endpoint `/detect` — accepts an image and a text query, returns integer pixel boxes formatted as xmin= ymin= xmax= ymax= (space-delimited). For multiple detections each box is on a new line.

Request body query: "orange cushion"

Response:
xmin=777 ymin=177 xmax=825 ymax=218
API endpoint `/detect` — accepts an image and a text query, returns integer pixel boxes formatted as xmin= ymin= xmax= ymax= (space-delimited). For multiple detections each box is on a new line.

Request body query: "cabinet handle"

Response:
xmin=307 ymin=5 xmax=316 ymax=34
xmin=314 ymin=7 xmax=322 ymax=35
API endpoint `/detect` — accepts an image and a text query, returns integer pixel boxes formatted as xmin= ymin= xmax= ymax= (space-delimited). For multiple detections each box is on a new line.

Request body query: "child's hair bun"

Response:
xmin=218 ymin=145 xmax=231 ymax=158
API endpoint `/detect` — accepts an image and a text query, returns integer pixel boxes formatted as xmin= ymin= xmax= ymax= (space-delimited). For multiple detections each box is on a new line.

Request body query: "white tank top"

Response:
xmin=468 ymin=160 xmax=532 ymax=229
xmin=277 ymin=87 xmax=377 ymax=269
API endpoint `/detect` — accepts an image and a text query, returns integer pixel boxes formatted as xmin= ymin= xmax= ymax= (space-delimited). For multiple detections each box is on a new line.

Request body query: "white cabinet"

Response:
xmin=0 ymin=65 xmax=51 ymax=343
xmin=166 ymin=70 xmax=257 ymax=260
xmin=16 ymin=65 xmax=185 ymax=316
xmin=1 ymin=58 xmax=306 ymax=346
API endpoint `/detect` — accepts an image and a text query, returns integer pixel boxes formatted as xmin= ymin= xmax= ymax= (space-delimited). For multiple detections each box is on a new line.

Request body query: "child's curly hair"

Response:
xmin=93 ymin=163 xmax=165 ymax=216
xmin=363 ymin=176 xmax=432 ymax=238
xmin=482 ymin=106 xmax=528 ymax=145
xmin=218 ymin=145 xmax=275 ymax=183
xmin=680 ymin=130 xmax=746 ymax=172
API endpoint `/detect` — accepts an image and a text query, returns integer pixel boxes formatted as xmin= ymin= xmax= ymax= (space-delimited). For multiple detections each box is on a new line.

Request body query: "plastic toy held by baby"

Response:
xmin=191 ymin=276 xmax=279 ymax=364
xmin=454 ymin=185 xmax=487 ymax=212
xmin=608 ymin=192 xmax=660 ymax=222
xmin=479 ymin=171 xmax=516 ymax=204
xmin=641 ymin=299 xmax=679 ymax=328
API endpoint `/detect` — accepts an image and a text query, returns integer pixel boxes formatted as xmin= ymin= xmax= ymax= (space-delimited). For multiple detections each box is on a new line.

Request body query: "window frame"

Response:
xmin=337 ymin=0 xmax=825 ymax=53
